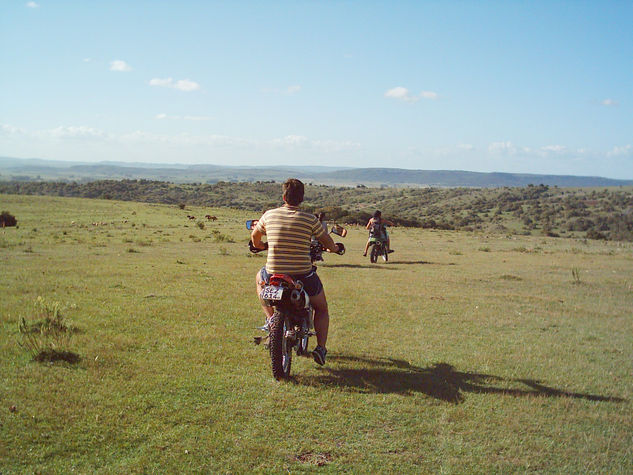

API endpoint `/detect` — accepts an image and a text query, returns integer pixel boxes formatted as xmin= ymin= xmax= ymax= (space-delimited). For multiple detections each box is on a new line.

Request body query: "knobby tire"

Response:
xmin=269 ymin=310 xmax=291 ymax=380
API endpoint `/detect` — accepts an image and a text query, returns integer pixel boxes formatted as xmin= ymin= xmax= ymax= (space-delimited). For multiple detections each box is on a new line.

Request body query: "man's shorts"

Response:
xmin=259 ymin=267 xmax=324 ymax=297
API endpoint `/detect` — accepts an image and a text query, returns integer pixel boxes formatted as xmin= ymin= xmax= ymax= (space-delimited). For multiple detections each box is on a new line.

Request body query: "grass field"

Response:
xmin=1 ymin=194 xmax=632 ymax=473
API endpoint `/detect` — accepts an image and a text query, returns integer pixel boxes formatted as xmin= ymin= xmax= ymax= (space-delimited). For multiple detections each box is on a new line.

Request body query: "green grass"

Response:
xmin=1 ymin=194 xmax=632 ymax=473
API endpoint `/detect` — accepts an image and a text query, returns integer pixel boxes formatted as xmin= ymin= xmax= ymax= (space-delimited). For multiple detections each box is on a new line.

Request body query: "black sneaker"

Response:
xmin=388 ymin=249 xmax=395 ymax=253
xmin=312 ymin=345 xmax=327 ymax=366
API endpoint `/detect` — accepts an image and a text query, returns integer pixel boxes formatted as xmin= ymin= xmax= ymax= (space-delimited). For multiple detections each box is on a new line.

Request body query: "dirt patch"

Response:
xmin=295 ymin=451 xmax=333 ymax=467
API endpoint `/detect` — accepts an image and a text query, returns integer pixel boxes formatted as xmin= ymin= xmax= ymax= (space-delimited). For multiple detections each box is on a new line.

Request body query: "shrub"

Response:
xmin=17 ymin=297 xmax=79 ymax=363
xmin=1 ymin=211 xmax=17 ymax=227
xmin=586 ymin=229 xmax=607 ymax=240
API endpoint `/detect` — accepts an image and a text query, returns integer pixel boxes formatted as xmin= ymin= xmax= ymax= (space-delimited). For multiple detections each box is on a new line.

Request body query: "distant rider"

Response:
xmin=312 ymin=212 xmax=328 ymax=245
xmin=251 ymin=179 xmax=340 ymax=366
xmin=363 ymin=210 xmax=394 ymax=257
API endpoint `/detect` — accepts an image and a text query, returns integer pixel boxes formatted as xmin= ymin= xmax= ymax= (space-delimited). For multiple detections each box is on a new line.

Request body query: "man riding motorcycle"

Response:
xmin=363 ymin=210 xmax=394 ymax=257
xmin=250 ymin=179 xmax=341 ymax=366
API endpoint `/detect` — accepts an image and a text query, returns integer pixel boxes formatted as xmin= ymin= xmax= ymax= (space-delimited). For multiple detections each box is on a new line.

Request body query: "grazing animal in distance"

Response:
xmin=187 ymin=215 xmax=196 ymax=220
xmin=205 ymin=215 xmax=217 ymax=221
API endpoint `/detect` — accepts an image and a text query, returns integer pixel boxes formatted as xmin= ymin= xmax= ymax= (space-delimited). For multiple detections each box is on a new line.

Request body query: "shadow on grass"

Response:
xmin=293 ymin=355 xmax=625 ymax=404
xmin=321 ymin=263 xmax=396 ymax=270
xmin=396 ymin=260 xmax=460 ymax=266
xmin=34 ymin=349 xmax=81 ymax=364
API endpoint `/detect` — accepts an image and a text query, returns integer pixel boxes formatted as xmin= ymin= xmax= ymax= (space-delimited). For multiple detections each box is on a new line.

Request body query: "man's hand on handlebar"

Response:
xmin=248 ymin=240 xmax=268 ymax=253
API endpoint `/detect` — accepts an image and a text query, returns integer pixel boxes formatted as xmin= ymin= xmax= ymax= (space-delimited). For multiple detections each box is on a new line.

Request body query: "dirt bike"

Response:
xmin=368 ymin=236 xmax=388 ymax=263
xmin=246 ymin=221 xmax=345 ymax=379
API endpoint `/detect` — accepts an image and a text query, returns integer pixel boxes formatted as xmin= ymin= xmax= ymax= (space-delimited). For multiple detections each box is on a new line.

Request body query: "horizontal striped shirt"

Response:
xmin=255 ymin=205 xmax=326 ymax=275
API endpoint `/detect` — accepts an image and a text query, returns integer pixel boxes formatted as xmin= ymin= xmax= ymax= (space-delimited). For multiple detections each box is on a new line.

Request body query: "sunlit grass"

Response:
xmin=1 ymin=194 xmax=631 ymax=473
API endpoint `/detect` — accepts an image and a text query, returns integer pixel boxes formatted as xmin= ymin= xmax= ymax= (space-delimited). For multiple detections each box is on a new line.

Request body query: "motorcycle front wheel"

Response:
xmin=269 ymin=310 xmax=292 ymax=380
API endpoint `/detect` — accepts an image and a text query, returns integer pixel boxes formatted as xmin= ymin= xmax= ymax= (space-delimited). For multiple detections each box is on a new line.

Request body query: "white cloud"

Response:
xmin=149 ymin=78 xmax=173 ymax=87
xmin=286 ymin=85 xmax=301 ymax=95
xmin=45 ymin=126 xmax=107 ymax=140
xmin=457 ymin=144 xmax=475 ymax=151
xmin=271 ymin=135 xmax=309 ymax=147
xmin=385 ymin=87 xmax=418 ymax=103
xmin=156 ymin=113 xmax=168 ymax=120
xmin=174 ymin=79 xmax=200 ymax=92
xmin=607 ymin=145 xmax=632 ymax=157
xmin=601 ymin=98 xmax=618 ymax=107
xmin=149 ymin=78 xmax=200 ymax=92
xmin=1 ymin=124 xmax=27 ymax=135
xmin=83 ymin=58 xmax=93 ymax=63
xmin=385 ymin=87 xmax=438 ymax=103
xmin=541 ymin=145 xmax=567 ymax=153
xmin=110 ymin=60 xmax=132 ymax=72
xmin=2 ymin=122 xmax=358 ymax=154
xmin=262 ymin=85 xmax=302 ymax=95
xmin=488 ymin=141 xmax=517 ymax=154
xmin=26 ymin=2 xmax=39 ymax=8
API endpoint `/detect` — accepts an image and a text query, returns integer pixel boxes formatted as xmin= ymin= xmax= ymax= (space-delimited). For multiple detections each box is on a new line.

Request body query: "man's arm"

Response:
xmin=317 ymin=232 xmax=339 ymax=253
xmin=384 ymin=219 xmax=395 ymax=226
xmin=365 ymin=219 xmax=373 ymax=230
xmin=251 ymin=227 xmax=266 ymax=250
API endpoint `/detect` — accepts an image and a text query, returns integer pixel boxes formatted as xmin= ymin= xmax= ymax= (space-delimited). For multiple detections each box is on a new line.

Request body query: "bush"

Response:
xmin=1 ymin=211 xmax=17 ymax=227
xmin=586 ymin=229 xmax=607 ymax=240
xmin=17 ymin=297 xmax=79 ymax=363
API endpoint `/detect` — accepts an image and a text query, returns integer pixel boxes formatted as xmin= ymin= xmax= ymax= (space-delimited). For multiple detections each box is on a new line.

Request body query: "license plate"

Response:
xmin=260 ymin=286 xmax=284 ymax=301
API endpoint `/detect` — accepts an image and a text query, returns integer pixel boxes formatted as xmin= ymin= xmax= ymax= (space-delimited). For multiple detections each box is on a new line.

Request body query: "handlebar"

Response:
xmin=248 ymin=240 xmax=268 ymax=253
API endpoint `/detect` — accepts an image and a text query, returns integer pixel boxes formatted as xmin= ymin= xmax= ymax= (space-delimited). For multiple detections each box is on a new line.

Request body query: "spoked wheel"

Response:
xmin=370 ymin=243 xmax=379 ymax=263
xmin=296 ymin=313 xmax=312 ymax=356
xmin=269 ymin=311 xmax=292 ymax=380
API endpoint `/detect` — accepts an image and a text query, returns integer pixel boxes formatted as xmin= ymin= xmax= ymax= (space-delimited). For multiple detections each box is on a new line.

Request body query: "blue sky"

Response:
xmin=1 ymin=1 xmax=632 ymax=178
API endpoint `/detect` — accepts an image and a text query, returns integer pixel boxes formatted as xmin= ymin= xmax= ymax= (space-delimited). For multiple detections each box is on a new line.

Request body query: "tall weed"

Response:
xmin=17 ymin=297 xmax=79 ymax=363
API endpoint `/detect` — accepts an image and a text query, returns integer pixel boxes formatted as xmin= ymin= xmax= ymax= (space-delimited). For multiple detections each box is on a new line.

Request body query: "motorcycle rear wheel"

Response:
xmin=269 ymin=310 xmax=292 ymax=380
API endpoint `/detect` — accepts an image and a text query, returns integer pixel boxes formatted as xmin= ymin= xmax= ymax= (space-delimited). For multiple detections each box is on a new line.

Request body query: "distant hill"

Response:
xmin=1 ymin=156 xmax=631 ymax=188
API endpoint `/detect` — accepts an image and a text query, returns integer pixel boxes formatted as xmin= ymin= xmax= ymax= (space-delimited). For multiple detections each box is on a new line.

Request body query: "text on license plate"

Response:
xmin=261 ymin=286 xmax=284 ymax=301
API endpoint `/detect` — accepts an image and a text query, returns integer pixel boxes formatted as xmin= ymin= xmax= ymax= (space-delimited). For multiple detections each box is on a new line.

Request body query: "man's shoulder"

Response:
xmin=261 ymin=206 xmax=284 ymax=217
xmin=266 ymin=206 xmax=316 ymax=220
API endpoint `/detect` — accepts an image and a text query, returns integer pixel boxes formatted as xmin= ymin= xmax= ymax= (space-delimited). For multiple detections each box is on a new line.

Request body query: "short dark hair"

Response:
xmin=373 ymin=210 xmax=382 ymax=218
xmin=282 ymin=178 xmax=304 ymax=206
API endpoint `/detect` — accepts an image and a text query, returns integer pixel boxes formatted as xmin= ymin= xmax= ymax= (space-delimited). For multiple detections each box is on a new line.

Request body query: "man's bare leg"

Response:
xmin=309 ymin=290 xmax=329 ymax=348
xmin=255 ymin=271 xmax=274 ymax=320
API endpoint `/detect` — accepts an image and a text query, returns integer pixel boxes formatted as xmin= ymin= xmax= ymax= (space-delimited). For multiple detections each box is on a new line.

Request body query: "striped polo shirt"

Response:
xmin=255 ymin=205 xmax=326 ymax=275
